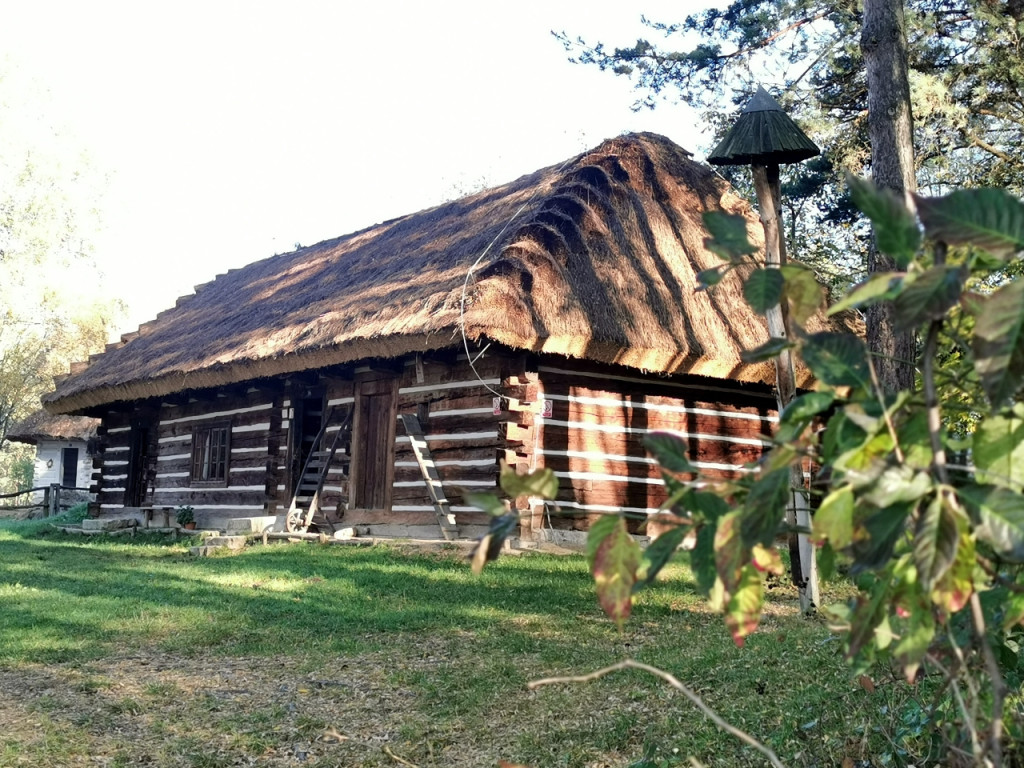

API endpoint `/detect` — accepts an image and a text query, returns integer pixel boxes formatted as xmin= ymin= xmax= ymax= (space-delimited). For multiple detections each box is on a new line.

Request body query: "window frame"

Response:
xmin=190 ymin=421 xmax=231 ymax=487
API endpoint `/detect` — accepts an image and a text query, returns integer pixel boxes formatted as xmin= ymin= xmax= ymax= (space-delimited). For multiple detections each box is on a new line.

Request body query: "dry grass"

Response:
xmin=0 ymin=523 xmax=916 ymax=768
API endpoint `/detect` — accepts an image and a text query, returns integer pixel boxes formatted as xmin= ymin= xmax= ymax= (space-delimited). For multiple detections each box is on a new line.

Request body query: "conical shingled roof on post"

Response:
xmin=707 ymin=86 xmax=820 ymax=166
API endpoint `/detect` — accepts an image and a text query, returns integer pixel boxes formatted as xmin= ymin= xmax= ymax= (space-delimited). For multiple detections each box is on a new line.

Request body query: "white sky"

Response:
xmin=1 ymin=1 xmax=715 ymax=337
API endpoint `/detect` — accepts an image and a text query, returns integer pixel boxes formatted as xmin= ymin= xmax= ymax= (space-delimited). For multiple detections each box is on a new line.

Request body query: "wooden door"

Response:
xmin=352 ymin=377 xmax=397 ymax=509
xmin=61 ymin=447 xmax=79 ymax=488
xmin=125 ymin=421 xmax=152 ymax=507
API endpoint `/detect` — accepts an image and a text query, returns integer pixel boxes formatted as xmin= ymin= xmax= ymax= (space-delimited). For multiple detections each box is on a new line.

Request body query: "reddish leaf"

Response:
xmin=590 ymin=515 xmax=640 ymax=629
xmin=930 ymin=528 xmax=975 ymax=616
xmin=725 ymin=564 xmax=763 ymax=647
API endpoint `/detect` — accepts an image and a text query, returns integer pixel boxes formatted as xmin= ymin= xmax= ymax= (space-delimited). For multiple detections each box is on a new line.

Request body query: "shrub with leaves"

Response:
xmin=472 ymin=180 xmax=1024 ymax=765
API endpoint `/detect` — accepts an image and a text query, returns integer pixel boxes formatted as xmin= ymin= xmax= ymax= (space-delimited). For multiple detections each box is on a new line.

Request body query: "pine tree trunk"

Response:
xmin=861 ymin=0 xmax=917 ymax=394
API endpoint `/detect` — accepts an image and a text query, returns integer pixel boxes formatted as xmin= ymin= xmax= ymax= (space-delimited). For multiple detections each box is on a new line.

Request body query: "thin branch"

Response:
xmin=383 ymin=745 xmax=421 ymax=768
xmin=969 ymin=592 xmax=1006 ymax=767
xmin=866 ymin=355 xmax=906 ymax=464
xmin=922 ymin=243 xmax=949 ymax=485
xmin=968 ymin=133 xmax=1020 ymax=166
xmin=528 ymin=659 xmax=787 ymax=768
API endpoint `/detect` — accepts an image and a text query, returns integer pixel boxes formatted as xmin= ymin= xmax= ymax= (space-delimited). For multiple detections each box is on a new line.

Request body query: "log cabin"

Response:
xmin=42 ymin=132 xmax=820 ymax=541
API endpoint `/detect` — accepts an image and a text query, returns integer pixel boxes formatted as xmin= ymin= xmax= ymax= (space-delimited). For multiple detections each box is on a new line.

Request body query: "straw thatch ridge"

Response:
xmin=7 ymin=410 xmax=99 ymax=444
xmin=45 ymin=132 xmax=806 ymax=415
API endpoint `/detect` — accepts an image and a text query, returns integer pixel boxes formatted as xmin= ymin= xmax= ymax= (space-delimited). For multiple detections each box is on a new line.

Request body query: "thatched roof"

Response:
xmin=8 ymin=409 xmax=99 ymax=444
xmin=46 ymin=132 xmax=818 ymax=415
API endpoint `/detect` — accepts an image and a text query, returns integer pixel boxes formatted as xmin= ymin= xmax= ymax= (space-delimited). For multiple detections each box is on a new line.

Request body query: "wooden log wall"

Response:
xmin=533 ymin=362 xmax=777 ymax=533
xmin=333 ymin=351 xmax=519 ymax=534
xmin=91 ymin=388 xmax=280 ymax=526
xmin=91 ymin=417 xmax=134 ymax=513
xmin=151 ymin=388 xmax=277 ymax=526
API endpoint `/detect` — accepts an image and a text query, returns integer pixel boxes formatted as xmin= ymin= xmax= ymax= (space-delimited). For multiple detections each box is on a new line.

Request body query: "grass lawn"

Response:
xmin=0 ymin=516 xmax=924 ymax=768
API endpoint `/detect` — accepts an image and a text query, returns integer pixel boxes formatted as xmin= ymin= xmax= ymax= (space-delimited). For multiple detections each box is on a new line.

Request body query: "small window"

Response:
xmin=191 ymin=423 xmax=230 ymax=485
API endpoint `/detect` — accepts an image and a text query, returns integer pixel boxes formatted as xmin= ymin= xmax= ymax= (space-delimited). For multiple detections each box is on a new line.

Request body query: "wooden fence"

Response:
xmin=0 ymin=484 xmax=90 ymax=518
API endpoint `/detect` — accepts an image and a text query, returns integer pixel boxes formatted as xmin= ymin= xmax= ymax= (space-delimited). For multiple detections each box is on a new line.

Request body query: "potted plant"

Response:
xmin=175 ymin=505 xmax=196 ymax=530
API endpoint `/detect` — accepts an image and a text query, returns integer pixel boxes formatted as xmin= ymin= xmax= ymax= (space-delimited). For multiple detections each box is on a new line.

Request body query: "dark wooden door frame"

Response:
xmin=350 ymin=375 xmax=398 ymax=510
xmin=287 ymin=389 xmax=326 ymax=500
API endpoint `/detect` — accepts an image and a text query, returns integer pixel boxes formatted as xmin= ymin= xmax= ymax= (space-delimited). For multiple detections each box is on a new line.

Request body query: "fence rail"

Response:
xmin=0 ymin=484 xmax=91 ymax=517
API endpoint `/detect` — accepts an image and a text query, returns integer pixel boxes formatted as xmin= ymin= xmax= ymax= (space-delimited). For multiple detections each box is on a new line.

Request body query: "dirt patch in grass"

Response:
xmin=1 ymin=647 xmax=470 ymax=768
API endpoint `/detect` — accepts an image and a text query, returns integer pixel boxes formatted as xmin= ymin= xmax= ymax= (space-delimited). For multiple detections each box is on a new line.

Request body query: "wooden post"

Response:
xmin=751 ymin=164 xmax=820 ymax=614
xmin=48 ymin=483 xmax=61 ymax=518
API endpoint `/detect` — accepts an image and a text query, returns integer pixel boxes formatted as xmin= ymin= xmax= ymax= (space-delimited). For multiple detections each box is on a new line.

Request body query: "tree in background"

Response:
xmin=0 ymin=68 xmax=122 ymax=493
xmin=555 ymin=0 xmax=1024 ymax=289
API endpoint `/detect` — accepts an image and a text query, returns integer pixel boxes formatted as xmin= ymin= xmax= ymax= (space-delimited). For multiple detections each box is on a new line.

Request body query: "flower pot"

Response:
xmin=184 ymin=522 xmax=196 ymax=530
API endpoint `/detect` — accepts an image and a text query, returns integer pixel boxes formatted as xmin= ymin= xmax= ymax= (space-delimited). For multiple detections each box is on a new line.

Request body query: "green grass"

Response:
xmin=0 ymin=518 xmax=926 ymax=768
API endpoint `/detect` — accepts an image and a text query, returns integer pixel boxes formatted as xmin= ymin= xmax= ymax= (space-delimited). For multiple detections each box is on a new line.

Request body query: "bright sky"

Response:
xmin=2 ymin=1 xmax=715 ymax=336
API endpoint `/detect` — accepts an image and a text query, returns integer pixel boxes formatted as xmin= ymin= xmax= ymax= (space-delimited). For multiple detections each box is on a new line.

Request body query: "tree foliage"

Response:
xmin=0 ymin=69 xmax=122 ymax=489
xmin=473 ymin=184 xmax=1024 ymax=764
xmin=555 ymin=1 xmax=1024 ymax=296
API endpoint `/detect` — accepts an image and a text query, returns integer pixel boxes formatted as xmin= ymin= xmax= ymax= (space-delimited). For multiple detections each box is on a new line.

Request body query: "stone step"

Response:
xmin=224 ymin=516 xmax=277 ymax=533
xmin=190 ymin=545 xmax=242 ymax=557
xmin=81 ymin=517 xmax=136 ymax=532
xmin=201 ymin=535 xmax=247 ymax=550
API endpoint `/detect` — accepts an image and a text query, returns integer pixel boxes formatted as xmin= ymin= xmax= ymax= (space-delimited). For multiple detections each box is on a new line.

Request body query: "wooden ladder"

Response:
xmin=398 ymin=413 xmax=458 ymax=541
xmin=285 ymin=408 xmax=352 ymax=533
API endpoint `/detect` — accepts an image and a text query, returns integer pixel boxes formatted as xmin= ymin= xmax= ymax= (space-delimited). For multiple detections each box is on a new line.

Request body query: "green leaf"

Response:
xmin=849 ymin=503 xmax=913 ymax=573
xmin=915 ymin=188 xmax=1024 ymax=260
xmin=634 ymin=526 xmax=687 ymax=592
xmin=801 ymin=332 xmax=871 ymax=389
xmin=702 ymin=211 xmax=757 ymax=261
xmin=469 ymin=513 xmax=519 ymax=574
xmin=644 ymin=432 xmax=698 ymax=474
xmin=848 ymin=175 xmax=921 ymax=267
xmin=818 ymin=541 xmax=837 ymax=580
xmin=972 ymin=279 xmax=1024 ymax=406
xmin=743 ymin=268 xmax=785 ymax=313
xmin=499 ymin=464 xmax=558 ymax=500
xmin=973 ymin=403 xmax=1024 ymax=491
xmin=590 ymin=515 xmax=641 ymax=628
xmin=846 ymin=579 xmax=893 ymax=659
xmin=691 ymin=524 xmax=718 ymax=596
xmin=912 ymin=496 xmax=960 ymax=591
xmin=860 ymin=464 xmax=934 ymax=508
xmin=740 ymin=336 xmax=794 ymax=364
xmin=893 ymin=600 xmax=936 ymax=683
xmin=775 ymin=390 xmax=835 ymax=443
xmin=814 ymin=486 xmax=854 ymax=549
xmin=464 ymin=491 xmax=506 ymax=517
xmin=683 ymin=490 xmax=731 ymax=525
xmin=958 ymin=483 xmax=1024 ymax=562
xmin=781 ymin=264 xmax=825 ymax=325
xmin=1004 ymin=589 xmax=1024 ymax=631
xmin=741 ymin=468 xmax=790 ymax=547
xmin=697 ymin=266 xmax=726 ymax=290
xmin=828 ymin=272 xmax=905 ymax=316
xmin=725 ymin=564 xmax=763 ymax=648
xmin=892 ymin=265 xmax=965 ymax=331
